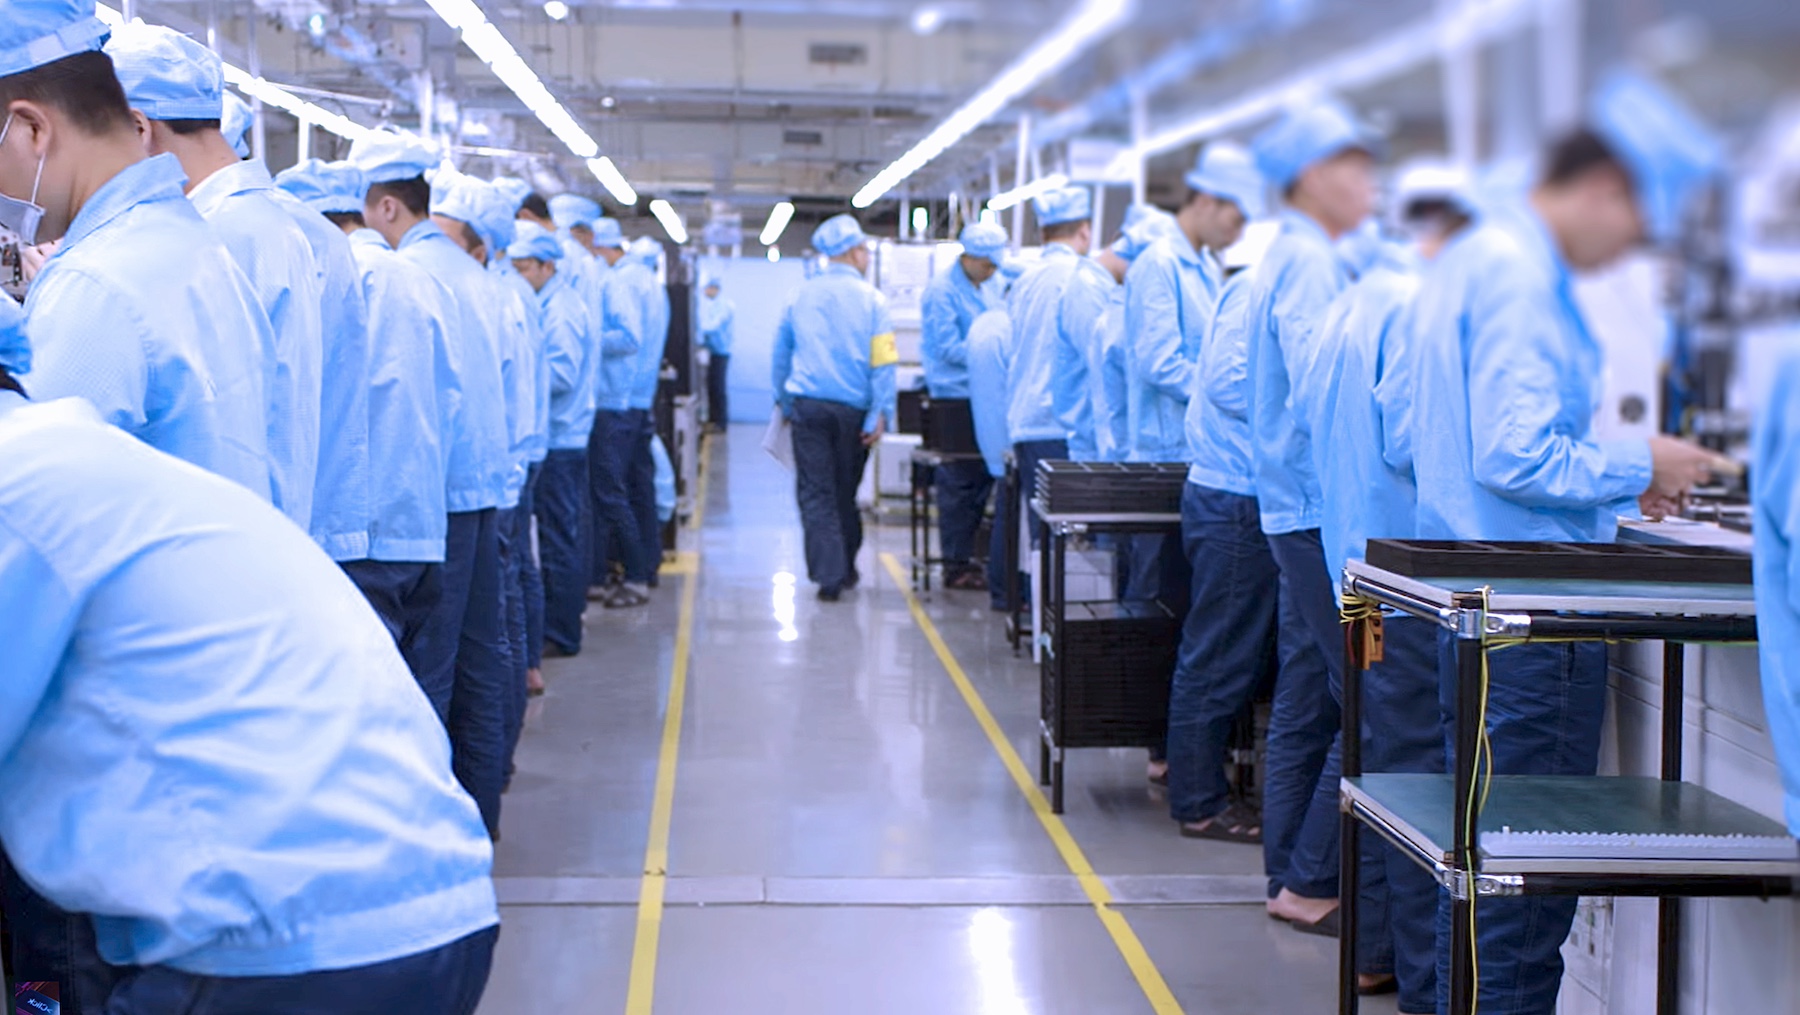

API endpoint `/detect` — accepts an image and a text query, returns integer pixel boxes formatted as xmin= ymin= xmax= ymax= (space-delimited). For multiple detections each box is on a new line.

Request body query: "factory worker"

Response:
xmin=544 ymin=190 xmax=606 ymax=326
xmin=0 ymin=299 xmax=498 ymax=1012
xmin=771 ymin=213 xmax=897 ymax=600
xmin=1283 ymin=163 xmax=1476 ymax=1015
xmin=220 ymin=89 xmax=251 ymax=158
xmin=512 ymin=222 xmax=598 ymax=659
xmin=433 ymin=176 xmax=543 ymax=780
xmin=699 ymin=275 xmax=736 ymax=431
xmin=1088 ymin=205 xmax=1180 ymax=463
xmin=275 ymin=158 xmax=459 ymax=687
xmin=921 ymin=220 xmax=1008 ymax=590
xmin=0 ymin=0 xmax=271 ymax=497
xmin=108 ymin=22 xmax=326 ymax=530
xmin=584 ymin=215 xmax=651 ymax=606
xmin=350 ymin=127 xmax=513 ymax=840
xmin=612 ymin=234 xmax=672 ymax=607
xmin=970 ymin=274 xmax=1021 ymax=609
xmin=999 ymin=184 xmax=1095 ymax=606
xmin=1407 ymin=75 xmax=1726 ymax=1015
xmin=1756 ymin=347 xmax=1800 ymax=844
xmin=1242 ymin=98 xmax=1378 ymax=935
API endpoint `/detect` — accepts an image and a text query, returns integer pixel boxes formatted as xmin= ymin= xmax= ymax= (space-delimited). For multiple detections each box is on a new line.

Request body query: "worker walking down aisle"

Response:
xmin=699 ymin=276 xmax=735 ymax=431
xmin=772 ymin=213 xmax=897 ymax=601
xmin=920 ymin=220 xmax=1007 ymax=590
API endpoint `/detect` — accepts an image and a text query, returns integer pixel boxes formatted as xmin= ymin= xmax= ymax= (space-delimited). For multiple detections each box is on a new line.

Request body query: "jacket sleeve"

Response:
xmin=0 ymin=523 xmax=75 ymax=762
xmin=1271 ymin=251 xmax=1343 ymax=439
xmin=1372 ymin=285 xmax=1419 ymax=476
xmin=1129 ymin=252 xmax=1194 ymax=400
xmin=867 ymin=294 xmax=898 ymax=432
xmin=598 ymin=273 xmax=642 ymax=358
xmin=1202 ymin=274 xmax=1253 ymax=419
xmin=545 ymin=297 xmax=584 ymax=399
xmin=1466 ymin=263 xmax=1652 ymax=508
xmin=771 ymin=301 xmax=797 ymax=418
xmin=22 ymin=269 xmax=153 ymax=431
xmin=919 ymin=281 xmax=964 ymax=373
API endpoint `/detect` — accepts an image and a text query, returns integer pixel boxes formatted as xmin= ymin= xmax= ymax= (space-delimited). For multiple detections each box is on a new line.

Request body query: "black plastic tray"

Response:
xmin=1364 ymin=539 xmax=1752 ymax=586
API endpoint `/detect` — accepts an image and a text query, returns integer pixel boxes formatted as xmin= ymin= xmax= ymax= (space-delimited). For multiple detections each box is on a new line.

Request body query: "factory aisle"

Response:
xmin=478 ymin=426 xmax=1389 ymax=1015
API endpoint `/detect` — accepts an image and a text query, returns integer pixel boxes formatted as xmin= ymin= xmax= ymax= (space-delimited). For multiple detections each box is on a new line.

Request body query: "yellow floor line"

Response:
xmin=879 ymin=552 xmax=1186 ymax=1015
xmin=623 ymin=435 xmax=710 ymax=1015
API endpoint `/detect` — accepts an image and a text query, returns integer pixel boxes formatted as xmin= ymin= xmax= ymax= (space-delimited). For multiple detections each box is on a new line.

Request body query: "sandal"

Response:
xmin=1288 ymin=907 xmax=1341 ymax=938
xmin=604 ymin=585 xmax=652 ymax=609
xmin=1178 ymin=801 xmax=1262 ymax=844
xmin=1357 ymin=974 xmax=1398 ymax=997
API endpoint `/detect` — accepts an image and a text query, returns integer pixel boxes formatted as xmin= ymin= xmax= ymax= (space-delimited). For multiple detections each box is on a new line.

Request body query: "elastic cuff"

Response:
xmin=1600 ymin=437 xmax=1655 ymax=498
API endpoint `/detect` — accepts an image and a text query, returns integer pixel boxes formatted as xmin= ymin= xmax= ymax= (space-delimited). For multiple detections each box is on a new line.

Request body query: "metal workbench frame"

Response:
xmin=906 ymin=447 xmax=987 ymax=592
xmin=1336 ymin=561 xmax=1789 ymax=1015
xmin=1031 ymin=497 xmax=1183 ymax=814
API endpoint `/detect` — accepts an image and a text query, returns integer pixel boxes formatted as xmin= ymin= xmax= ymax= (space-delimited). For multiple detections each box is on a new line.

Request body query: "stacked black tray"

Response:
xmin=1035 ymin=461 xmax=1187 ymax=515
xmin=1042 ymin=600 xmax=1180 ymax=749
xmin=1364 ymin=539 xmax=1753 ymax=586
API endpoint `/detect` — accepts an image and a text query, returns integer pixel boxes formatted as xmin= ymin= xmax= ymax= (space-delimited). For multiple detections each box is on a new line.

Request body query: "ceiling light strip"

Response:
xmin=95 ymin=3 xmax=372 ymax=141
xmin=759 ymin=201 xmax=795 ymax=246
xmin=986 ymin=172 xmax=1068 ymax=212
xmin=850 ymin=0 xmax=1134 ymax=209
xmin=648 ymin=199 xmax=688 ymax=244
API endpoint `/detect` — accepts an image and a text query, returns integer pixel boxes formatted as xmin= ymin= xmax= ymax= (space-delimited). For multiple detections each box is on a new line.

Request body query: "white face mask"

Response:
xmin=0 ymin=114 xmax=48 ymax=246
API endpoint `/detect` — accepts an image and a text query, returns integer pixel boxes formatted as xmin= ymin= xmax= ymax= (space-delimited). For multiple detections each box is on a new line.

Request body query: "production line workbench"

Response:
xmin=1335 ymin=556 xmax=1799 ymax=1015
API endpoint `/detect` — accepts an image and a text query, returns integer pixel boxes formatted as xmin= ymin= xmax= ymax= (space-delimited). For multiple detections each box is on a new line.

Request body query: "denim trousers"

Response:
xmin=1434 ymin=639 xmax=1608 ymax=1015
xmin=1261 ymin=529 xmax=1342 ymax=900
xmin=790 ymin=397 xmax=870 ymax=591
xmin=588 ymin=409 xmax=651 ymax=585
xmin=1164 ymin=484 xmax=1280 ymax=825
xmin=535 ymin=448 xmax=591 ymax=654
xmin=625 ymin=408 xmax=661 ymax=584
xmin=495 ymin=506 xmax=528 ymax=783
xmin=517 ymin=463 xmax=544 ymax=669
xmin=935 ymin=457 xmax=994 ymax=566
xmin=706 ymin=353 xmax=730 ymax=426
xmin=340 ymin=559 xmax=443 ymax=681
xmin=985 ymin=471 xmax=1011 ymax=610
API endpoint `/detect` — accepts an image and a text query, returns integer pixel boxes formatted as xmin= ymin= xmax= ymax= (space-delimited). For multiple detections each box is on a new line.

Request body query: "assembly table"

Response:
xmin=1336 ymin=559 xmax=1797 ymax=1015
xmin=906 ymin=446 xmax=987 ymax=592
xmin=1030 ymin=497 xmax=1183 ymax=813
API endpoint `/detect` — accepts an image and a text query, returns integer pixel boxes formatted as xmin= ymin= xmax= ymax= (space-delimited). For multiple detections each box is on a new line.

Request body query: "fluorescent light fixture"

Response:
xmin=586 ymin=157 xmax=638 ymax=206
xmin=759 ymin=201 xmax=796 ymax=246
xmin=987 ymin=173 xmax=1069 ymax=212
xmin=422 ymin=0 xmax=639 ymax=196
xmin=543 ymin=1 xmax=571 ymax=21
xmin=1107 ymin=0 xmax=1537 ymax=172
xmin=851 ymin=0 xmax=1133 ymax=209
xmin=767 ymin=246 xmax=781 ymax=263
xmin=911 ymin=206 xmax=929 ymax=233
xmin=649 ymin=199 xmax=689 ymax=244
xmin=95 ymin=3 xmax=372 ymax=142
xmin=979 ymin=207 xmax=997 ymax=225
xmin=912 ymin=6 xmax=944 ymax=35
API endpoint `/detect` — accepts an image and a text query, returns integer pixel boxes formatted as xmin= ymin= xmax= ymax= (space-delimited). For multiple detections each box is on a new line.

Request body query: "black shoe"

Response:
xmin=843 ymin=568 xmax=861 ymax=590
xmin=818 ymin=586 xmax=842 ymax=602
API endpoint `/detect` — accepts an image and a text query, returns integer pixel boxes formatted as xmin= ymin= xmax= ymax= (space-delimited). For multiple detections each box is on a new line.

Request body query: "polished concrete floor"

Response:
xmin=479 ymin=426 xmax=1393 ymax=1014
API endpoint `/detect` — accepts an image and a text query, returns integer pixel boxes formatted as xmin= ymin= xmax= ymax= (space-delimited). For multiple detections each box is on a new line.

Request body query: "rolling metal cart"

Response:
xmin=1336 ymin=557 xmax=1799 ymax=1015
xmin=907 ymin=447 xmax=986 ymax=592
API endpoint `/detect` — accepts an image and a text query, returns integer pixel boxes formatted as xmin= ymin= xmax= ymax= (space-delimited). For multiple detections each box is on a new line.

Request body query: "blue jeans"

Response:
xmin=626 ymin=409 xmax=661 ymax=585
xmin=423 ymin=509 xmax=511 ymax=839
xmin=1165 ymin=484 xmax=1279 ymax=824
xmin=935 ymin=458 xmax=993 ymax=566
xmin=536 ymin=449 xmax=591 ymax=654
xmin=707 ymin=353 xmax=730 ymax=426
xmin=790 ymin=398 xmax=870 ymax=591
xmin=986 ymin=471 xmax=1010 ymax=609
xmin=588 ymin=409 xmax=650 ymax=586
xmin=1262 ymin=529 xmax=1340 ymax=900
xmin=1 ymin=856 xmax=497 ymax=1015
xmin=496 ymin=506 xmax=528 ymax=781
xmin=1434 ymin=640 xmax=1608 ymax=1015
xmin=518 ymin=463 xmax=544 ymax=670
xmin=999 ymin=439 xmax=1069 ymax=607
xmin=340 ymin=560 xmax=443 ymax=680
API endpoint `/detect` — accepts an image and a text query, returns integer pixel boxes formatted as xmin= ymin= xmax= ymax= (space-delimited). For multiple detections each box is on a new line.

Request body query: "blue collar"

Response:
xmin=60 ymin=154 xmax=189 ymax=253
xmin=0 ymin=388 xmax=26 ymax=421
xmin=348 ymin=227 xmax=389 ymax=251
xmin=398 ymin=218 xmax=447 ymax=252
xmin=185 ymin=158 xmax=277 ymax=218
xmin=537 ymin=267 xmax=570 ymax=304
xmin=1279 ymin=209 xmax=1333 ymax=248
xmin=1495 ymin=199 xmax=1572 ymax=292
xmin=824 ymin=262 xmax=865 ymax=280
xmin=1040 ymin=242 xmax=1078 ymax=261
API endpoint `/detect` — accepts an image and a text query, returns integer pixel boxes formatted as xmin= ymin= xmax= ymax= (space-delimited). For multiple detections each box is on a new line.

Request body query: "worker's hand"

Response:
xmin=1646 ymin=436 xmax=1726 ymax=500
xmin=861 ymin=417 xmax=886 ymax=447
xmin=1638 ymin=491 xmax=1684 ymax=523
xmin=20 ymin=240 xmax=57 ymax=284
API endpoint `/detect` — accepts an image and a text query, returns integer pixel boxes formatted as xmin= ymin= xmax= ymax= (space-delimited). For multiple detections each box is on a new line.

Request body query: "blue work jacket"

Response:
xmin=1051 ymin=256 xmax=1114 ymax=461
xmin=968 ymin=308 xmax=1014 ymax=478
xmin=772 ymin=262 xmax=898 ymax=433
xmin=1409 ymin=201 xmax=1652 ymax=543
xmin=493 ymin=267 xmax=542 ymax=508
xmin=348 ymin=229 xmax=456 ymax=563
xmin=1091 ymin=283 xmax=1130 ymax=462
xmin=608 ymin=260 xmax=668 ymax=411
xmin=1246 ymin=211 xmax=1350 ymax=534
xmin=539 ymin=268 xmax=599 ymax=450
xmin=920 ymin=259 xmax=990 ymax=398
xmin=0 ymin=393 xmax=498 ymax=978
xmin=1187 ymin=271 xmax=1257 ymax=496
xmin=23 ymin=154 xmax=271 ymax=500
xmin=1125 ymin=236 xmax=1222 ymax=463
xmin=1005 ymin=243 xmax=1087 ymax=446
xmin=699 ymin=294 xmax=736 ymax=356
xmin=188 ymin=159 xmax=325 ymax=531
xmin=268 ymin=186 xmax=373 ymax=562
xmin=399 ymin=220 xmax=512 ymax=513
xmin=1755 ymin=345 xmax=1800 ymax=836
